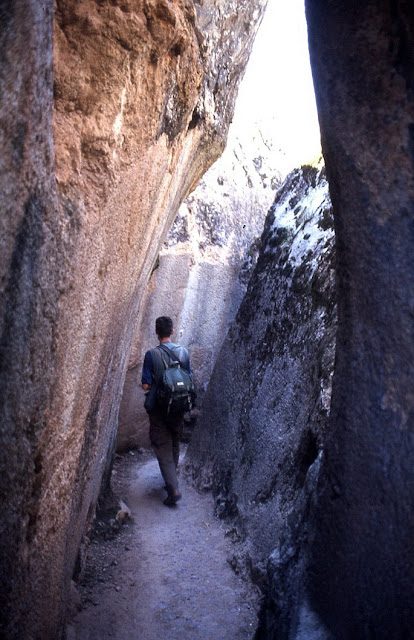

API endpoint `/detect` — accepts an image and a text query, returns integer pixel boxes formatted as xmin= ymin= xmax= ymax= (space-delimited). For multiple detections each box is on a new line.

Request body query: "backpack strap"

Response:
xmin=157 ymin=344 xmax=182 ymax=368
xmin=156 ymin=346 xmax=169 ymax=370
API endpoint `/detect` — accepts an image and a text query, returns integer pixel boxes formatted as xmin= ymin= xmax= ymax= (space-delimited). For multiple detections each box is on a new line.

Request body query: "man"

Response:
xmin=142 ymin=316 xmax=192 ymax=507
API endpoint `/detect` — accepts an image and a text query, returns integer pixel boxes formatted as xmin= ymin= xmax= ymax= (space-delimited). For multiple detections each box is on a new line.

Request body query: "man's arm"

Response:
xmin=141 ymin=350 xmax=153 ymax=389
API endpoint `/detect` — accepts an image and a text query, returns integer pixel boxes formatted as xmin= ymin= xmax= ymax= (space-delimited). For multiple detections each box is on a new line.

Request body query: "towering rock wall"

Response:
xmin=305 ymin=2 xmax=414 ymax=637
xmin=187 ymin=164 xmax=336 ymax=635
xmin=0 ymin=1 xmax=267 ymax=638
xmin=0 ymin=2 xmax=57 ymax=637
xmin=117 ymin=123 xmax=282 ymax=452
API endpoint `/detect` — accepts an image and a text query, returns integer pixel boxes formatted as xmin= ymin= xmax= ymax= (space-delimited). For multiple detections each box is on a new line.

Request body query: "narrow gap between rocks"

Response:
xmin=68 ymin=2 xmax=319 ymax=639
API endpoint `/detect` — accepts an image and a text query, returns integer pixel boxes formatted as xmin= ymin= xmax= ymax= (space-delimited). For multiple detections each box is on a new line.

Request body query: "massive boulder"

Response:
xmin=116 ymin=122 xmax=282 ymax=452
xmin=305 ymin=2 xmax=414 ymax=637
xmin=0 ymin=1 xmax=267 ymax=638
xmin=186 ymin=163 xmax=336 ymax=633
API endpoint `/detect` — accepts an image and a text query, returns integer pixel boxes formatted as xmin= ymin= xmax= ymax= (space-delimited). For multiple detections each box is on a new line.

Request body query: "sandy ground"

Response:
xmin=68 ymin=450 xmax=260 ymax=640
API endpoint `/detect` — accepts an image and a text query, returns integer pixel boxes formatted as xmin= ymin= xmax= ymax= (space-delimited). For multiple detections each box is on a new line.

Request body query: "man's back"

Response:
xmin=141 ymin=316 xmax=191 ymax=507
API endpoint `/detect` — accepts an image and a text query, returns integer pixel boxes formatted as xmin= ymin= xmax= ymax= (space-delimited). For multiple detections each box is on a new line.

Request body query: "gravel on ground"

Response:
xmin=67 ymin=450 xmax=260 ymax=640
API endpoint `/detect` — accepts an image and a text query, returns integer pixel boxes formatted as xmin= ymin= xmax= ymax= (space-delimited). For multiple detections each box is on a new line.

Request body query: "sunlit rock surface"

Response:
xmin=186 ymin=163 xmax=336 ymax=634
xmin=117 ymin=124 xmax=282 ymax=452
xmin=0 ymin=1 xmax=267 ymax=637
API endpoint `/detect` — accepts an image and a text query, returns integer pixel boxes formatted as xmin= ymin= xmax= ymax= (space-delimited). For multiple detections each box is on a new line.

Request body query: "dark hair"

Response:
xmin=155 ymin=316 xmax=174 ymax=338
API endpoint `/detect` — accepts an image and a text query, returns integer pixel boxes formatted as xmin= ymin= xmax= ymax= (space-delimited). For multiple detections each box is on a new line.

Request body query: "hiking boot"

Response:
xmin=163 ymin=491 xmax=182 ymax=507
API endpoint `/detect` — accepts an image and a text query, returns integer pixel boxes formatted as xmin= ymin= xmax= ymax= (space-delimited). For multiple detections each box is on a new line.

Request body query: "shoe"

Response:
xmin=163 ymin=491 xmax=182 ymax=507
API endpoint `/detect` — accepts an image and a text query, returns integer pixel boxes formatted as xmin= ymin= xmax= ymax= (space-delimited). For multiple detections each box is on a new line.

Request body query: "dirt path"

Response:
xmin=68 ymin=451 xmax=260 ymax=640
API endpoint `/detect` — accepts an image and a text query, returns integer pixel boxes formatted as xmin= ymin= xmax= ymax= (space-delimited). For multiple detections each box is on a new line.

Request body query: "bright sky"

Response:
xmin=233 ymin=0 xmax=321 ymax=175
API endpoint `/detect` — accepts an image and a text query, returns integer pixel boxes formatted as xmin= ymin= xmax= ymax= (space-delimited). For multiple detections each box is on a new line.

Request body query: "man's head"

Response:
xmin=155 ymin=316 xmax=174 ymax=339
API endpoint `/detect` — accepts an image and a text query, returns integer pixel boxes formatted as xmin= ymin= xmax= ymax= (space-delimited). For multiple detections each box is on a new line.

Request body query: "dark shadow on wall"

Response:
xmin=304 ymin=1 xmax=414 ymax=638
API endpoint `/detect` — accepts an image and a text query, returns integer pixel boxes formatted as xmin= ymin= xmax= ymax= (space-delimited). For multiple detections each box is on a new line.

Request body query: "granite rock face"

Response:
xmin=305 ymin=2 xmax=414 ymax=637
xmin=0 ymin=1 xmax=266 ymax=638
xmin=186 ymin=164 xmax=336 ymax=635
xmin=116 ymin=124 xmax=282 ymax=452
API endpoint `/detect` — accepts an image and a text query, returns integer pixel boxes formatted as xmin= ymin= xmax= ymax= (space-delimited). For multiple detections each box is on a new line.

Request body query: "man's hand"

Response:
xmin=142 ymin=383 xmax=151 ymax=391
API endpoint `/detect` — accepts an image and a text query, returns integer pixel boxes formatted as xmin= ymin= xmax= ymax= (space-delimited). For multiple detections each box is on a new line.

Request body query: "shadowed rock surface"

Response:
xmin=0 ymin=1 xmax=266 ymax=637
xmin=304 ymin=2 xmax=414 ymax=638
xmin=186 ymin=163 xmax=336 ymax=636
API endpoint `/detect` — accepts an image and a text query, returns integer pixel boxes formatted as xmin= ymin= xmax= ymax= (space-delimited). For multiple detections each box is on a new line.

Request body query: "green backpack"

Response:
xmin=156 ymin=344 xmax=195 ymax=414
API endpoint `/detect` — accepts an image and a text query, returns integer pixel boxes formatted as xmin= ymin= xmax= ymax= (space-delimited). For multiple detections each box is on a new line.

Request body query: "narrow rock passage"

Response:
xmin=69 ymin=452 xmax=259 ymax=640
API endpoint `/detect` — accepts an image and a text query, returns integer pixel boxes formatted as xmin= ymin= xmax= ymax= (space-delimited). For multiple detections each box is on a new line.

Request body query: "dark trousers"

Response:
xmin=149 ymin=409 xmax=183 ymax=494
